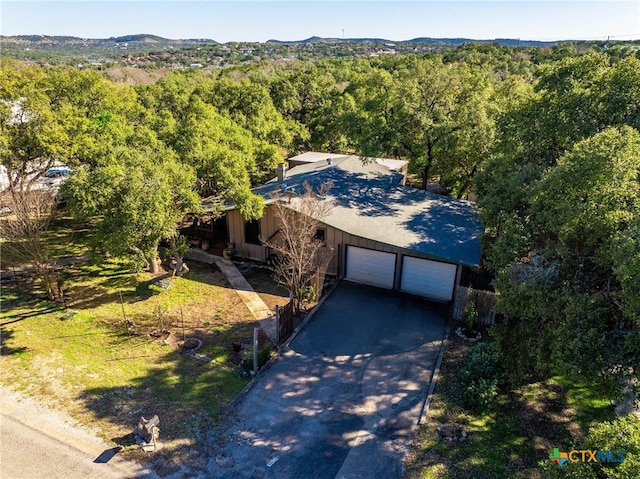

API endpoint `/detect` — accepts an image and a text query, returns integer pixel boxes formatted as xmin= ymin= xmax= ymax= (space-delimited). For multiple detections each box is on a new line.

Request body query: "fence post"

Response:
xmin=275 ymin=306 xmax=280 ymax=346
xmin=253 ymin=327 xmax=258 ymax=373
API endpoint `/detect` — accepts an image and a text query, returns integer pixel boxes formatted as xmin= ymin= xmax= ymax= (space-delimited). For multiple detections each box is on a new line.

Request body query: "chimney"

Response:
xmin=326 ymin=157 xmax=332 ymax=165
xmin=276 ymin=164 xmax=286 ymax=182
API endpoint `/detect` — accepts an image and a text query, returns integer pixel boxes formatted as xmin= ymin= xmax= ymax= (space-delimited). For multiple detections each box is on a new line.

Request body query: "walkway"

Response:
xmin=185 ymin=248 xmax=278 ymax=344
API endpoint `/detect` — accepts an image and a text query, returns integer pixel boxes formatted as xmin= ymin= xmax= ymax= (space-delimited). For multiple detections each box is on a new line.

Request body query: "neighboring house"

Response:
xmin=287 ymin=151 xmax=409 ymax=185
xmin=216 ymin=153 xmax=483 ymax=303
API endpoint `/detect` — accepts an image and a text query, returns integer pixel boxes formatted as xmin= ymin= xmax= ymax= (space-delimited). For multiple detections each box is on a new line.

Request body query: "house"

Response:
xmin=218 ymin=153 xmax=483 ymax=303
xmin=286 ymin=151 xmax=409 ymax=184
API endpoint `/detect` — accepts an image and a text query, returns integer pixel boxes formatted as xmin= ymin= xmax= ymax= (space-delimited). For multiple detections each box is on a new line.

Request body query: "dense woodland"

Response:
xmin=2 ymin=42 xmax=639 ymax=414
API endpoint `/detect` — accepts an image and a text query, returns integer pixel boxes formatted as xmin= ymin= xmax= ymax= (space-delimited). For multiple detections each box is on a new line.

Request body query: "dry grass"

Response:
xmin=0 ymin=257 xmax=269 ymax=475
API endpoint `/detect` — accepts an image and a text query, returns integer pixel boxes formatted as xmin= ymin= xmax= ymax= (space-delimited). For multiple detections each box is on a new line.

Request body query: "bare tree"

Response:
xmin=0 ymin=189 xmax=60 ymax=301
xmin=262 ymin=181 xmax=334 ymax=314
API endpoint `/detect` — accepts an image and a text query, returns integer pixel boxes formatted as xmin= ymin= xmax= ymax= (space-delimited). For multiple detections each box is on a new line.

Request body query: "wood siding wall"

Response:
xmin=228 ymin=205 xmax=450 ymax=278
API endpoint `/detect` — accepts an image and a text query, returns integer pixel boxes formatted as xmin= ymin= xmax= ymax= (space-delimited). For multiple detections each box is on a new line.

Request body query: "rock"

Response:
xmin=215 ymin=455 xmax=235 ymax=468
xmin=437 ymin=423 xmax=467 ymax=442
xmin=135 ymin=415 xmax=159 ymax=443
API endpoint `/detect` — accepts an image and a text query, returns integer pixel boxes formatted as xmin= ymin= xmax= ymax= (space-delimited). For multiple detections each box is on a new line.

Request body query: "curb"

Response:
xmin=418 ymin=324 xmax=450 ymax=425
xmin=0 ymin=386 xmax=159 ymax=479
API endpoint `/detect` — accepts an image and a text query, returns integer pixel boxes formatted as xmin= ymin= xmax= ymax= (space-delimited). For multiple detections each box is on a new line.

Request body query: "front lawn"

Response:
xmin=0 ymin=240 xmax=269 ymax=474
xmin=404 ymin=335 xmax=617 ymax=479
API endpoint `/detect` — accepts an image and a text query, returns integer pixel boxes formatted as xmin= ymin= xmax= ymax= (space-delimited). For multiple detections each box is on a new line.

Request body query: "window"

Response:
xmin=314 ymin=228 xmax=326 ymax=244
xmin=244 ymin=219 xmax=261 ymax=245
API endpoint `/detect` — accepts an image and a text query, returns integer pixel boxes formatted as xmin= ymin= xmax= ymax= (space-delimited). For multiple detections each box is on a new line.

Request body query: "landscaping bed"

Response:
xmin=241 ymin=265 xmax=290 ymax=312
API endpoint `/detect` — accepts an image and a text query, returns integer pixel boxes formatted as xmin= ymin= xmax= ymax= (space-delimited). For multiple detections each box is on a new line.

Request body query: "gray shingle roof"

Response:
xmin=252 ymin=155 xmax=483 ymax=267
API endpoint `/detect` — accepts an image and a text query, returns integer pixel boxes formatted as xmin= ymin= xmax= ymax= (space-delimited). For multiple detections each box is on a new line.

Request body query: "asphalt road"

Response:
xmin=1 ymin=414 xmax=127 ymax=479
xmin=208 ymin=281 xmax=447 ymax=479
xmin=0 ymin=387 xmax=157 ymax=479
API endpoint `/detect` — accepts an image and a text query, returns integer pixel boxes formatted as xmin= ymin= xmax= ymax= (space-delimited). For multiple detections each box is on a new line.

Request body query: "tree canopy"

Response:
xmin=477 ymin=53 xmax=640 ymax=393
xmin=3 ymin=48 xmax=639 ymax=399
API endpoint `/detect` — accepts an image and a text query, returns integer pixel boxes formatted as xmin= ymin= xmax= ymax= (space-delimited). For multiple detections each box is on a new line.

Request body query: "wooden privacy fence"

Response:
xmin=276 ymin=299 xmax=295 ymax=346
xmin=452 ymin=286 xmax=498 ymax=325
xmin=310 ymin=268 xmax=327 ymax=300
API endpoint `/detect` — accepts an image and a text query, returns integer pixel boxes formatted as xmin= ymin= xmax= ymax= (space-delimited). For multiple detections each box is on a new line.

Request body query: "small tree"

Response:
xmin=0 ymin=189 xmax=60 ymax=300
xmin=262 ymin=181 xmax=334 ymax=314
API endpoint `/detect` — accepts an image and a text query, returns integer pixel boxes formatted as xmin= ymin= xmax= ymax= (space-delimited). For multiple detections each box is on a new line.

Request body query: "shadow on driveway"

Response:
xmin=208 ymin=281 xmax=447 ymax=479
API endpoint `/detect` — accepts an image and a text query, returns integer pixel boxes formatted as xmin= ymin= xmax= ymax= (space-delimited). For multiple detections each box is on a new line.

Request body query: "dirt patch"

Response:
xmin=513 ymin=381 xmax=584 ymax=455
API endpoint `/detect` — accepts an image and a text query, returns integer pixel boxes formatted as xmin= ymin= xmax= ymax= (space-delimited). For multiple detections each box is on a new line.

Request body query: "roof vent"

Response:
xmin=276 ymin=165 xmax=287 ymax=182
xmin=326 ymin=157 xmax=332 ymax=165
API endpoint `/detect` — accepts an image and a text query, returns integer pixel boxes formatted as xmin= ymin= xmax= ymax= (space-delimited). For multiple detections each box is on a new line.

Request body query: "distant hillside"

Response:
xmin=4 ymin=33 xmax=611 ymax=69
xmin=268 ymin=36 xmax=558 ymax=47
xmin=267 ymin=36 xmax=393 ymax=45
xmin=0 ymin=34 xmax=218 ymax=60
xmin=110 ymin=34 xmax=170 ymax=43
xmin=409 ymin=37 xmax=558 ymax=47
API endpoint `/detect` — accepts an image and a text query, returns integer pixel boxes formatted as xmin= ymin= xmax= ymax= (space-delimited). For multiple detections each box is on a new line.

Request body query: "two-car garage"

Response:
xmin=344 ymin=245 xmax=457 ymax=302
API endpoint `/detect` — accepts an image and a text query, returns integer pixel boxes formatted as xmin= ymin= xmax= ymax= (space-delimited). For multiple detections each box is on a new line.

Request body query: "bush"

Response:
xmin=463 ymin=378 xmax=500 ymax=411
xmin=458 ymin=342 xmax=504 ymax=411
xmin=258 ymin=343 xmax=273 ymax=368
xmin=300 ymin=285 xmax=316 ymax=302
xmin=242 ymin=342 xmax=273 ymax=371
xmin=540 ymin=416 xmax=639 ymax=479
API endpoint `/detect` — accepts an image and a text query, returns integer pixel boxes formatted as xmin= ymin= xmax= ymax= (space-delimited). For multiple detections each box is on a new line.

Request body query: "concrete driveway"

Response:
xmin=208 ymin=281 xmax=447 ymax=479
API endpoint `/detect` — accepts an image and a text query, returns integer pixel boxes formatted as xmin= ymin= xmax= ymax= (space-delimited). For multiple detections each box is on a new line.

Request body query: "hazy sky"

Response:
xmin=2 ymin=1 xmax=639 ymax=43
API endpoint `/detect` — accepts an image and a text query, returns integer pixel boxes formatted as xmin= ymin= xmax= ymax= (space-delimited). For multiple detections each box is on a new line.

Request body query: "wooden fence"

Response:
xmin=452 ymin=286 xmax=497 ymax=326
xmin=276 ymin=300 xmax=295 ymax=346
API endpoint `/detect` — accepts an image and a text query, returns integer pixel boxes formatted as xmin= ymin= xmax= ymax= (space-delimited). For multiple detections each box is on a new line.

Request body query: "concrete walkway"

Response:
xmin=185 ymin=249 xmax=278 ymax=344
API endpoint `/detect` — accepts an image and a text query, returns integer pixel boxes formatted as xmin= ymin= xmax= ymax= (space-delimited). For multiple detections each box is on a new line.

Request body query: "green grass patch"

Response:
xmin=0 ymin=214 xmax=92 ymax=270
xmin=1 ymin=251 xmax=257 ymax=469
xmin=404 ymin=337 xmax=617 ymax=479
xmin=550 ymin=376 xmax=616 ymax=428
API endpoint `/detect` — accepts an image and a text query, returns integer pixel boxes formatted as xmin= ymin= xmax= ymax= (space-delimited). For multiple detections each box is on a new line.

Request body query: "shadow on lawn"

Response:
xmin=0 ymin=328 xmax=29 ymax=356
xmin=0 ymin=303 xmax=64 ymax=324
xmin=62 ymin=263 xmax=163 ymax=311
xmin=75 ymin=323 xmax=258 ymax=476
xmin=406 ymin=337 xmax=616 ymax=479
xmin=0 ymin=283 xmax=65 ymax=325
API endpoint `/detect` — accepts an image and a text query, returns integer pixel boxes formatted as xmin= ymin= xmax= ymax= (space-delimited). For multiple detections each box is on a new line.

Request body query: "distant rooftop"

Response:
xmin=287 ymin=151 xmax=408 ymax=172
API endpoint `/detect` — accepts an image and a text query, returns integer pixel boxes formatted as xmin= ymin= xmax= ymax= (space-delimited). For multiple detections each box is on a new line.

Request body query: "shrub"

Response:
xmin=463 ymin=378 xmax=500 ymax=411
xmin=463 ymin=301 xmax=478 ymax=331
xmin=242 ymin=342 xmax=273 ymax=371
xmin=300 ymin=285 xmax=316 ymax=303
xmin=458 ymin=342 xmax=504 ymax=411
xmin=258 ymin=343 xmax=273 ymax=368
xmin=540 ymin=416 xmax=639 ymax=479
